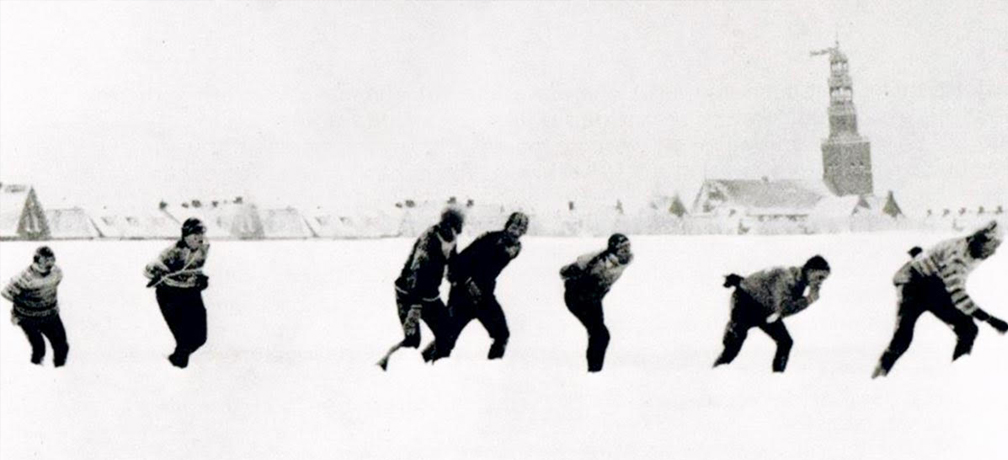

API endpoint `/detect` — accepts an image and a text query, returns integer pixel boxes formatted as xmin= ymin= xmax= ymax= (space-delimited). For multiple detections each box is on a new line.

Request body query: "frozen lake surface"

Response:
xmin=1 ymin=233 xmax=1005 ymax=460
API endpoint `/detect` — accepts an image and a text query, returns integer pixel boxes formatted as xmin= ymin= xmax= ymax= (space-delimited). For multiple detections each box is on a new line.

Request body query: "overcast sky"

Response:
xmin=1 ymin=1 xmax=1005 ymax=215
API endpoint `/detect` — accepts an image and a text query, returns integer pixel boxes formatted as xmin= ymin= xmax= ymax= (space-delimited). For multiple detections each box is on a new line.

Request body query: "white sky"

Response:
xmin=1 ymin=1 xmax=1005 ymax=215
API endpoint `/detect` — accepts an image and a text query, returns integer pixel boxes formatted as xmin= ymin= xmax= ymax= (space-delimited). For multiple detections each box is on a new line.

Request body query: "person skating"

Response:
xmin=377 ymin=207 xmax=464 ymax=371
xmin=873 ymin=220 xmax=1006 ymax=378
xmin=2 ymin=246 xmax=69 ymax=367
xmin=559 ymin=234 xmax=633 ymax=373
xmin=422 ymin=211 xmax=529 ymax=362
xmin=714 ymin=255 xmax=831 ymax=373
xmin=144 ymin=218 xmax=211 ymax=369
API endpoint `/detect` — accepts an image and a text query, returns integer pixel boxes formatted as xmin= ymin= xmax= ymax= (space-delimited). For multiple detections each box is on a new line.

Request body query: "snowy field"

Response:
xmin=1 ymin=233 xmax=1006 ymax=460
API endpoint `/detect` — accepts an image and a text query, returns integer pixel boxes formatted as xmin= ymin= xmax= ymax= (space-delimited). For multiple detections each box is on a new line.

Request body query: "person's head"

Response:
xmin=607 ymin=233 xmax=632 ymax=264
xmin=437 ymin=207 xmax=465 ymax=241
xmin=181 ymin=217 xmax=207 ymax=249
xmin=967 ymin=220 xmax=1002 ymax=260
xmin=503 ymin=212 xmax=529 ymax=240
xmin=802 ymin=255 xmax=831 ymax=286
xmin=32 ymin=246 xmax=55 ymax=273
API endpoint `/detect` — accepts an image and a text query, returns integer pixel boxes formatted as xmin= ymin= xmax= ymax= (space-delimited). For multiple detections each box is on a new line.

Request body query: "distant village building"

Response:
xmin=45 ymin=208 xmax=102 ymax=240
xmin=164 ymin=199 xmax=263 ymax=239
xmin=0 ymin=183 xmax=50 ymax=240
xmin=260 ymin=207 xmax=316 ymax=239
xmin=925 ymin=204 xmax=1006 ymax=231
xmin=814 ymin=42 xmax=873 ymax=196
xmin=91 ymin=207 xmax=181 ymax=239
xmin=690 ymin=42 xmax=902 ymax=231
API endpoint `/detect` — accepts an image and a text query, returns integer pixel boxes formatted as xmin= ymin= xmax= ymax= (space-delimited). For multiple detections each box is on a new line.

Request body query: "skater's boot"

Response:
xmin=871 ymin=362 xmax=888 ymax=379
xmin=169 ymin=352 xmax=189 ymax=369
xmin=487 ymin=340 xmax=507 ymax=360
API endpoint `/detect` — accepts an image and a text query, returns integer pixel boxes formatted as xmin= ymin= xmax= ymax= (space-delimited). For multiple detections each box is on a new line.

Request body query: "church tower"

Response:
xmin=813 ymin=41 xmax=873 ymax=196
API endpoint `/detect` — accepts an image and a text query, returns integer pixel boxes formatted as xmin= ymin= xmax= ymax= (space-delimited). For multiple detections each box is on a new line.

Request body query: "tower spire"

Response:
xmin=813 ymin=42 xmax=874 ymax=196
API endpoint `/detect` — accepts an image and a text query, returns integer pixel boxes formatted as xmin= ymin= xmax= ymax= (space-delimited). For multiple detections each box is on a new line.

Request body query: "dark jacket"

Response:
xmin=447 ymin=230 xmax=521 ymax=292
xmin=560 ymin=249 xmax=631 ymax=299
xmin=737 ymin=267 xmax=812 ymax=318
xmin=395 ymin=225 xmax=458 ymax=301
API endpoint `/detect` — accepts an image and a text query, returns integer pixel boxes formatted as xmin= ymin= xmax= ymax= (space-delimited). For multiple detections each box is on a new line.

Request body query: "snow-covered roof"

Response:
xmin=45 ymin=208 xmax=101 ymax=239
xmin=693 ymin=178 xmax=826 ymax=215
xmin=0 ymin=183 xmax=50 ymax=239
xmin=91 ymin=209 xmax=180 ymax=239
xmin=261 ymin=208 xmax=315 ymax=239
xmin=163 ymin=201 xmax=262 ymax=239
xmin=808 ymin=195 xmax=863 ymax=219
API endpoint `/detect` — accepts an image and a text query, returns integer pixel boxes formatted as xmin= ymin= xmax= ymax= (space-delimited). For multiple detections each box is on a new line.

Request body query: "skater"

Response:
xmin=559 ymin=234 xmax=633 ymax=372
xmin=377 ymin=207 xmax=464 ymax=371
xmin=873 ymin=220 xmax=1006 ymax=378
xmin=145 ymin=218 xmax=211 ymax=369
xmin=2 ymin=246 xmax=69 ymax=367
xmin=422 ymin=211 xmax=530 ymax=362
xmin=714 ymin=255 xmax=831 ymax=373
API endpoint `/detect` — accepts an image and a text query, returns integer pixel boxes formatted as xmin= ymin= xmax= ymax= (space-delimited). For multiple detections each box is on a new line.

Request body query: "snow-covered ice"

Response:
xmin=1 ymin=233 xmax=1005 ymax=460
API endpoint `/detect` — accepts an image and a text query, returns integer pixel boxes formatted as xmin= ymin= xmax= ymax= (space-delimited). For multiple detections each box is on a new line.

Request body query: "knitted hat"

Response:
xmin=440 ymin=207 xmax=465 ymax=233
xmin=977 ymin=220 xmax=1002 ymax=243
xmin=608 ymin=233 xmax=630 ymax=251
xmin=181 ymin=218 xmax=207 ymax=237
xmin=803 ymin=255 xmax=831 ymax=272
xmin=33 ymin=246 xmax=54 ymax=262
xmin=505 ymin=212 xmax=529 ymax=229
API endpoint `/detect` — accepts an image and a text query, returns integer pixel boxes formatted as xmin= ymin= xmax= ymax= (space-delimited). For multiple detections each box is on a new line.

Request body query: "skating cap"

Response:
xmin=181 ymin=218 xmax=207 ymax=237
xmin=607 ymin=233 xmax=630 ymax=251
xmin=506 ymin=212 xmax=529 ymax=229
xmin=440 ymin=207 xmax=465 ymax=233
xmin=803 ymin=255 xmax=831 ymax=272
xmin=979 ymin=220 xmax=1002 ymax=244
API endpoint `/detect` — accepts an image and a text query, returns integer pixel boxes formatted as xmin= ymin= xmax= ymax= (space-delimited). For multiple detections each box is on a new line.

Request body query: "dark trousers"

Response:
xmin=19 ymin=314 xmax=69 ymax=366
xmin=714 ymin=290 xmax=794 ymax=372
xmin=396 ymin=289 xmax=448 ymax=349
xmin=435 ymin=283 xmax=511 ymax=360
xmin=156 ymin=286 xmax=207 ymax=365
xmin=877 ymin=276 xmax=978 ymax=374
xmin=565 ymin=289 xmax=610 ymax=372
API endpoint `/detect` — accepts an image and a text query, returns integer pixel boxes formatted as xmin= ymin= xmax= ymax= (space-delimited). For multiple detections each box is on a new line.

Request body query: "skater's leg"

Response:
xmin=426 ymin=286 xmax=474 ymax=362
xmin=20 ymin=322 xmax=46 ymax=365
xmin=156 ymin=288 xmax=188 ymax=362
xmin=477 ymin=295 xmax=510 ymax=360
xmin=40 ymin=315 xmax=69 ymax=367
xmin=759 ymin=320 xmax=793 ymax=373
xmin=566 ymin=290 xmax=607 ymax=371
xmin=584 ymin=299 xmax=610 ymax=372
xmin=875 ymin=306 xmax=923 ymax=377
xmin=186 ymin=292 xmax=208 ymax=355
xmin=714 ymin=291 xmax=757 ymax=368
xmin=874 ymin=283 xmax=927 ymax=377
xmin=377 ymin=340 xmax=406 ymax=371
xmin=929 ymin=298 xmax=979 ymax=361
xmin=713 ymin=322 xmax=749 ymax=367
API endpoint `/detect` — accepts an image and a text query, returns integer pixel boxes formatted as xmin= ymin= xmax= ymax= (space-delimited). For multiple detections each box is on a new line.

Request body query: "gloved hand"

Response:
xmin=194 ymin=274 xmax=209 ymax=291
xmin=987 ymin=316 xmax=1008 ymax=334
xmin=402 ymin=306 xmax=422 ymax=347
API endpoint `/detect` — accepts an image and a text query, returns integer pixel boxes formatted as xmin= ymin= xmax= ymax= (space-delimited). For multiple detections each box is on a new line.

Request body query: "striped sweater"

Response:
xmin=898 ymin=237 xmax=982 ymax=314
xmin=2 ymin=264 xmax=63 ymax=319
